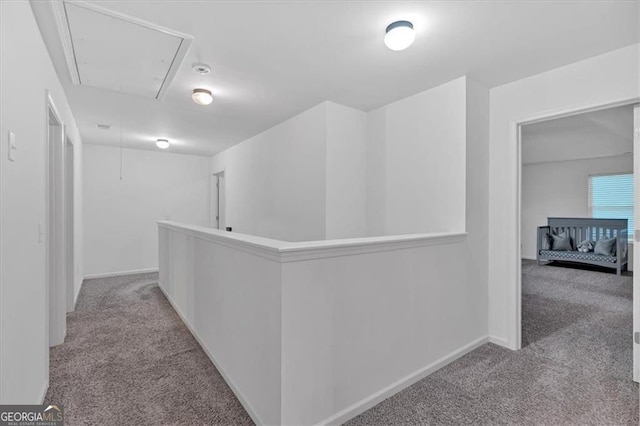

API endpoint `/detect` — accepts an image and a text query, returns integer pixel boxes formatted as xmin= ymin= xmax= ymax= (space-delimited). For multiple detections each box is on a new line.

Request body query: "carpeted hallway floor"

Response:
xmin=46 ymin=262 xmax=639 ymax=425
xmin=44 ymin=273 xmax=253 ymax=425
xmin=348 ymin=260 xmax=639 ymax=425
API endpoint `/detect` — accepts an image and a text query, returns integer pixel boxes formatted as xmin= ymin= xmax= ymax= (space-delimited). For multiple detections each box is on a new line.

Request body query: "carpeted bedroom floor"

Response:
xmin=46 ymin=261 xmax=639 ymax=425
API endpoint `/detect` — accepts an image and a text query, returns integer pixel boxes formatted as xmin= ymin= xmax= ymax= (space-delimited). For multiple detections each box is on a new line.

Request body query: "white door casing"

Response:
xmin=633 ymin=104 xmax=639 ymax=383
xmin=46 ymin=93 xmax=66 ymax=347
xmin=65 ymin=137 xmax=74 ymax=312
xmin=211 ymin=171 xmax=225 ymax=230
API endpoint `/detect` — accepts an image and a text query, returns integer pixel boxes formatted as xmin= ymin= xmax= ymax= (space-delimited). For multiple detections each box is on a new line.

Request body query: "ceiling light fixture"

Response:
xmin=384 ymin=20 xmax=415 ymax=51
xmin=192 ymin=88 xmax=213 ymax=106
xmin=156 ymin=139 xmax=170 ymax=149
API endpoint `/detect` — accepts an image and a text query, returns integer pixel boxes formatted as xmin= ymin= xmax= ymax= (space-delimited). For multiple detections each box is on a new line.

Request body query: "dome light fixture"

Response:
xmin=192 ymin=88 xmax=213 ymax=106
xmin=156 ymin=139 xmax=170 ymax=149
xmin=384 ymin=20 xmax=415 ymax=51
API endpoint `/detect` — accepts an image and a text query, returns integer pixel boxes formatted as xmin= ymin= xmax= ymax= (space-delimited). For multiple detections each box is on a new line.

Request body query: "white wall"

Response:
xmin=521 ymin=155 xmax=633 ymax=260
xmin=210 ymin=101 xmax=369 ymax=242
xmin=198 ymin=76 xmax=491 ymax=424
xmin=280 ymin=236 xmax=481 ymax=425
xmin=366 ymin=77 xmax=467 ymax=236
xmin=212 ymin=78 xmax=469 ymax=242
xmin=0 ymin=1 xmax=83 ymax=403
xmin=158 ymin=224 xmax=282 ymax=425
xmin=465 ymin=78 xmax=491 ymax=342
xmin=211 ymin=103 xmax=328 ymax=242
xmin=83 ymin=145 xmax=210 ymax=277
xmin=158 ymin=222 xmax=485 ymax=426
xmin=488 ymin=43 xmax=640 ymax=349
xmin=325 ymin=102 xmax=367 ymax=239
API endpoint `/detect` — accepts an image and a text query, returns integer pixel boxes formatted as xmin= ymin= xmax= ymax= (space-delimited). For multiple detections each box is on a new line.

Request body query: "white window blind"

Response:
xmin=588 ymin=173 xmax=634 ymax=240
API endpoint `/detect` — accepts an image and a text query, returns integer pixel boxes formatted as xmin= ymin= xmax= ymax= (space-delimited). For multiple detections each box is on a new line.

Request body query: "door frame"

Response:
xmin=46 ymin=92 xmax=66 ymax=347
xmin=64 ymin=136 xmax=75 ymax=312
xmin=515 ymin=97 xmax=640 ymax=379
xmin=634 ymin=104 xmax=640 ymax=382
xmin=211 ymin=169 xmax=225 ymax=230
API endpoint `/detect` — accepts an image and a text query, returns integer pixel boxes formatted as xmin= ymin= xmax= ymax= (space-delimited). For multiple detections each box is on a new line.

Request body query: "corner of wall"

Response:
xmin=365 ymin=108 xmax=387 ymax=237
xmin=325 ymin=102 xmax=368 ymax=239
xmin=465 ymin=76 xmax=491 ymax=337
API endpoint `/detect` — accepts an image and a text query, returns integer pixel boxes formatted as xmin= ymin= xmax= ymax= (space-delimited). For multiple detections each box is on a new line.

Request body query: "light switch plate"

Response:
xmin=8 ymin=131 xmax=16 ymax=162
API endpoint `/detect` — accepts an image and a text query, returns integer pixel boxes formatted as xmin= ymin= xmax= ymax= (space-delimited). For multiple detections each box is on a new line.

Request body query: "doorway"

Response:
xmin=46 ymin=95 xmax=66 ymax=347
xmin=517 ymin=100 xmax=640 ymax=383
xmin=211 ymin=170 xmax=225 ymax=230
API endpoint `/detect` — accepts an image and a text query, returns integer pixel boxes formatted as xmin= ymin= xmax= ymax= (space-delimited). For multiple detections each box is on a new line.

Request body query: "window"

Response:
xmin=588 ymin=173 xmax=634 ymax=240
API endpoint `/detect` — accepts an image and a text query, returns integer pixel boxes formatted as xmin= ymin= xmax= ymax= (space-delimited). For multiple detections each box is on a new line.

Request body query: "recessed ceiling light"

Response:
xmin=384 ymin=20 xmax=415 ymax=51
xmin=192 ymin=63 xmax=211 ymax=74
xmin=156 ymin=139 xmax=170 ymax=149
xmin=192 ymin=88 xmax=213 ymax=106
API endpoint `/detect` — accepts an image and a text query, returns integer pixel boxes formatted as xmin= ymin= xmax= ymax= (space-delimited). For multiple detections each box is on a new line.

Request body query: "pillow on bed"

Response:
xmin=550 ymin=232 xmax=572 ymax=251
xmin=541 ymin=233 xmax=551 ymax=250
xmin=594 ymin=236 xmax=617 ymax=256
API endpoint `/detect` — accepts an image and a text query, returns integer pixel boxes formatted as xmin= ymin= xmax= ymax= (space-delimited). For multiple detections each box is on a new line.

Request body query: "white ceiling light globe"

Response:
xmin=156 ymin=139 xmax=170 ymax=149
xmin=384 ymin=21 xmax=415 ymax=51
xmin=192 ymin=88 xmax=213 ymax=106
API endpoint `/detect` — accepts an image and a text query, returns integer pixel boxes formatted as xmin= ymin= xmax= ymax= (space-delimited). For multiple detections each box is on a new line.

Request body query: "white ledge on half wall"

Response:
xmin=157 ymin=220 xmax=467 ymax=263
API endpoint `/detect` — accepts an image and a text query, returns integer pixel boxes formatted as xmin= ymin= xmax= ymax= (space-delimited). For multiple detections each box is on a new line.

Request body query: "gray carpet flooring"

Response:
xmin=46 ymin=263 xmax=639 ymax=425
xmin=44 ymin=273 xmax=253 ymax=425
xmin=348 ymin=261 xmax=639 ymax=425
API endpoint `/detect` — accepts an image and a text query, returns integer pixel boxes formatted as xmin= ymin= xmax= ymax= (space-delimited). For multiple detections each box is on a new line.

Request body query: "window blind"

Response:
xmin=588 ymin=173 xmax=634 ymax=240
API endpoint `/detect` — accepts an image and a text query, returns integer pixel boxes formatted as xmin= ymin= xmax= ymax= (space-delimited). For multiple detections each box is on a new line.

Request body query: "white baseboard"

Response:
xmin=158 ymin=283 xmax=264 ymax=426
xmin=84 ymin=268 xmax=158 ymax=280
xmin=488 ymin=335 xmax=511 ymax=348
xmin=521 ymin=256 xmax=536 ymax=261
xmin=316 ymin=335 xmax=490 ymax=426
xmin=38 ymin=379 xmax=49 ymax=404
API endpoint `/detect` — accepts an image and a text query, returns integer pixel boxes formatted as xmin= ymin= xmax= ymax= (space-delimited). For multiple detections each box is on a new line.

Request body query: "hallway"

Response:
xmin=44 ymin=273 xmax=252 ymax=425
xmin=45 ymin=262 xmax=639 ymax=425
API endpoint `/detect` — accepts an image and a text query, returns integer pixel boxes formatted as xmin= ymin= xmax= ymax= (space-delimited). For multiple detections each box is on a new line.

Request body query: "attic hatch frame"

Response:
xmin=51 ymin=0 xmax=193 ymax=101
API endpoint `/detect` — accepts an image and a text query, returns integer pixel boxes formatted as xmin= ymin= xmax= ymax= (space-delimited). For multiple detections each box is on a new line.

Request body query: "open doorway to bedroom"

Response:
xmin=519 ymin=103 xmax=639 ymax=390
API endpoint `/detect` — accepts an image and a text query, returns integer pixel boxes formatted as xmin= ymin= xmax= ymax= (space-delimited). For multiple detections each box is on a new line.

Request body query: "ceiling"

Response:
xmin=522 ymin=104 xmax=635 ymax=165
xmin=32 ymin=1 xmax=640 ymax=157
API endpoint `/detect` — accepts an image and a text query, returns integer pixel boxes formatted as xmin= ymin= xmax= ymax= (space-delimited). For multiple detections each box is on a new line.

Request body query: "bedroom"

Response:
xmin=519 ymin=103 xmax=638 ymax=404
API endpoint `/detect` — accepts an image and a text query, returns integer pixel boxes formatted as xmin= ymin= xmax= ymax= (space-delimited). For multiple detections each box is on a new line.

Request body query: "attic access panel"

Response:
xmin=54 ymin=1 xmax=193 ymax=100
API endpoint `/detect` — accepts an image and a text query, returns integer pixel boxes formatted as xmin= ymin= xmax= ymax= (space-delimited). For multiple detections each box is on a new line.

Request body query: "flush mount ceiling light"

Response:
xmin=192 ymin=88 xmax=213 ymax=105
xmin=384 ymin=20 xmax=415 ymax=51
xmin=156 ymin=139 xmax=170 ymax=149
